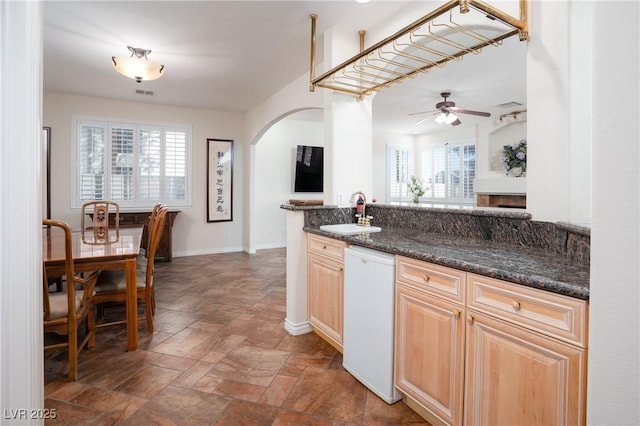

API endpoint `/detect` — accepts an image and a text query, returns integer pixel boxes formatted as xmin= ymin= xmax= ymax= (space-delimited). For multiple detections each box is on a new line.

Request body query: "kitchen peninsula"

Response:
xmin=284 ymin=203 xmax=590 ymax=299
xmin=282 ymin=202 xmax=590 ymax=425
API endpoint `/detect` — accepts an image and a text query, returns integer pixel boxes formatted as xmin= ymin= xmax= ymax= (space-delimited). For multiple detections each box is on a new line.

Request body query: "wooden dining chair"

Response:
xmin=43 ymin=219 xmax=100 ymax=381
xmin=94 ymin=203 xmax=163 ymax=322
xmin=143 ymin=203 xmax=165 ymax=257
xmin=80 ymin=200 xmax=120 ymax=244
xmin=93 ymin=206 xmax=168 ymax=333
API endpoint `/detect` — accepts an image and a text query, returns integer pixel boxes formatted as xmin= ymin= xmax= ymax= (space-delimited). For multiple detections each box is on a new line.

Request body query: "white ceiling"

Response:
xmin=43 ymin=1 xmax=526 ymax=135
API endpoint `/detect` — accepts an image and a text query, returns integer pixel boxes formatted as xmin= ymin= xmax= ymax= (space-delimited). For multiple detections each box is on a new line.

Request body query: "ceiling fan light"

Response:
xmin=444 ymin=112 xmax=458 ymax=124
xmin=435 ymin=113 xmax=447 ymax=124
xmin=112 ymin=46 xmax=164 ymax=83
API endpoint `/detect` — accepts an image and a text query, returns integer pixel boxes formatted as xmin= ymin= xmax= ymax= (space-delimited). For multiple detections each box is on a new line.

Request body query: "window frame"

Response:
xmin=71 ymin=116 xmax=192 ymax=210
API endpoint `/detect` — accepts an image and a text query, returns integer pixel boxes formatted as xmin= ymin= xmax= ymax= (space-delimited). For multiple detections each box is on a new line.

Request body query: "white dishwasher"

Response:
xmin=343 ymin=245 xmax=401 ymax=404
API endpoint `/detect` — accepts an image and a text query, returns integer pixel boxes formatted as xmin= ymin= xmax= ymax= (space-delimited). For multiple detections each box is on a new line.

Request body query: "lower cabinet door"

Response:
xmin=395 ymin=283 xmax=465 ymax=426
xmin=307 ymin=254 xmax=344 ymax=350
xmin=465 ymin=311 xmax=587 ymax=426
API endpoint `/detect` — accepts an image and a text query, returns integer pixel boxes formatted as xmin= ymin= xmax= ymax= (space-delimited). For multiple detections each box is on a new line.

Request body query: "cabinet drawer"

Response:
xmin=467 ymin=273 xmax=588 ymax=347
xmin=307 ymin=233 xmax=346 ymax=262
xmin=396 ymin=256 xmax=465 ymax=304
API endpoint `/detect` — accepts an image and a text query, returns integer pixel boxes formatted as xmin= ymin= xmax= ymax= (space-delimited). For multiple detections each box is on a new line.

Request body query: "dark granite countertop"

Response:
xmin=305 ymin=226 xmax=590 ymax=300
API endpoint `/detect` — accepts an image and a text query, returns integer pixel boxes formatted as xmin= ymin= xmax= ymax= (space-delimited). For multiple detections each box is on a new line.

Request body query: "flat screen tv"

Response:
xmin=294 ymin=145 xmax=323 ymax=193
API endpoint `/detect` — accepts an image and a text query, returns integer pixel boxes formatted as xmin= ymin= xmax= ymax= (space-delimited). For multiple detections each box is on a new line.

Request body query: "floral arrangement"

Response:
xmin=408 ymin=175 xmax=426 ymax=203
xmin=501 ymin=139 xmax=527 ymax=176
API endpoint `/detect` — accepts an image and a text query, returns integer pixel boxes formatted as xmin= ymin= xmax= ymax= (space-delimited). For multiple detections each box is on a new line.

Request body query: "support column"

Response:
xmin=0 ymin=0 xmax=45 ymax=421
xmin=321 ymin=27 xmax=374 ymax=208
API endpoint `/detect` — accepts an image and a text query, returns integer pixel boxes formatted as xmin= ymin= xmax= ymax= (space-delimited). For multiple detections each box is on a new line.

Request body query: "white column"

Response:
xmin=284 ymin=210 xmax=312 ymax=335
xmin=587 ymin=1 xmax=640 ymax=424
xmin=0 ymin=0 xmax=45 ymax=422
xmin=321 ymin=27 xmax=374 ymax=207
xmin=526 ymin=0 xmax=571 ymax=221
xmin=324 ymin=91 xmax=374 ymax=206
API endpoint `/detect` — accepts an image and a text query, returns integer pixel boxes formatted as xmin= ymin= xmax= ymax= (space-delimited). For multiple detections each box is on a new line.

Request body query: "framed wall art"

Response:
xmin=207 ymin=138 xmax=233 ymax=222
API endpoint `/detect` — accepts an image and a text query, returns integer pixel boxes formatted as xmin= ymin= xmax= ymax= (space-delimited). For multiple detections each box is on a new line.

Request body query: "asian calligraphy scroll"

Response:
xmin=207 ymin=139 xmax=233 ymax=222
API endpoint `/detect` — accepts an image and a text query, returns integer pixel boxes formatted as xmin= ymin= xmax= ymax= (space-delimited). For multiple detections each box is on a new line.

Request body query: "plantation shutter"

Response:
xmin=447 ymin=145 xmax=461 ymax=198
xmin=78 ymin=123 xmax=106 ymax=201
xmin=388 ymin=145 xmax=410 ymax=200
xmin=164 ymin=130 xmax=187 ymax=202
xmin=422 ymin=141 xmax=474 ymax=201
xmin=110 ymin=125 xmax=135 ymax=202
xmin=463 ymin=144 xmax=476 ymax=198
xmin=432 ymin=147 xmax=446 ymax=198
xmin=138 ymin=127 xmax=162 ymax=201
xmin=74 ymin=118 xmax=190 ymax=208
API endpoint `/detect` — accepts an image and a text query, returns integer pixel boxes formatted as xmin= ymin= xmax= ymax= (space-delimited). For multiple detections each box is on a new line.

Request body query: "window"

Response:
xmin=73 ymin=118 xmax=191 ymax=208
xmin=387 ymin=145 xmax=413 ymax=201
xmin=422 ymin=140 xmax=476 ymax=202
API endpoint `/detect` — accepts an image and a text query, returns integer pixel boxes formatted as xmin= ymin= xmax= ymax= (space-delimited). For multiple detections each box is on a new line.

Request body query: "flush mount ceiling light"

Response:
xmin=112 ymin=46 xmax=164 ymax=83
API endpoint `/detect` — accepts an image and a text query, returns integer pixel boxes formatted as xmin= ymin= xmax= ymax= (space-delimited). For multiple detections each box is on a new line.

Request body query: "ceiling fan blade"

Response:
xmin=453 ymin=108 xmax=491 ymax=117
xmin=451 ymin=118 xmax=462 ymax=126
xmin=408 ymin=109 xmax=437 ymax=116
xmin=414 ymin=112 xmax=438 ymax=126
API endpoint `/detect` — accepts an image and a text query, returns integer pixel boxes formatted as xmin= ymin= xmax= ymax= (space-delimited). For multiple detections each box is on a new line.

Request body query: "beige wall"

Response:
xmin=43 ymin=91 xmax=245 ymax=256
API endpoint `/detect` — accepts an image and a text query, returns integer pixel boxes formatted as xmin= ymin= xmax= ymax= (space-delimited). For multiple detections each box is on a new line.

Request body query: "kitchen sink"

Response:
xmin=319 ymin=223 xmax=382 ymax=235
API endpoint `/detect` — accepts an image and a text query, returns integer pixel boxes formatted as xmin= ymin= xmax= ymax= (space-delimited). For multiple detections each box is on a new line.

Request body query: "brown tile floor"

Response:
xmin=44 ymin=248 xmax=430 ymax=425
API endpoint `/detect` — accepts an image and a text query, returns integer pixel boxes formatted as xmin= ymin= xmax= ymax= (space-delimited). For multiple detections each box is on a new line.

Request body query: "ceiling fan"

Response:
xmin=409 ymin=92 xmax=491 ymax=126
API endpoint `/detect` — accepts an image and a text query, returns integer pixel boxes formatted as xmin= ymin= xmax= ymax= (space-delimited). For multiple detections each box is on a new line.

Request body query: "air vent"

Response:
xmin=135 ymin=89 xmax=154 ymax=96
xmin=496 ymin=101 xmax=523 ymax=108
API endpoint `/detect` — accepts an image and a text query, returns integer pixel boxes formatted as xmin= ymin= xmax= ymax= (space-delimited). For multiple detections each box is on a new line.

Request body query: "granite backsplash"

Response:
xmin=300 ymin=204 xmax=590 ymax=266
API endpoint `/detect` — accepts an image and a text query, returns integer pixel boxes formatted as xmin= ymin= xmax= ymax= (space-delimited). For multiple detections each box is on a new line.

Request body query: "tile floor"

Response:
xmin=44 ymin=248 xmax=430 ymax=425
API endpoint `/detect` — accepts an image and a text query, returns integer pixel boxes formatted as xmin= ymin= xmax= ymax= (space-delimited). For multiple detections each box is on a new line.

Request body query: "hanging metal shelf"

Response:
xmin=309 ymin=0 xmax=528 ymax=98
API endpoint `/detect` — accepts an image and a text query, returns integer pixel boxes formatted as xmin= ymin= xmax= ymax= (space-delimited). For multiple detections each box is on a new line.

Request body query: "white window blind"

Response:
xmin=387 ymin=145 xmax=411 ymax=201
xmin=138 ymin=127 xmax=162 ymax=201
xmin=74 ymin=118 xmax=190 ymax=208
xmin=110 ymin=125 xmax=135 ymax=202
xmin=421 ymin=140 xmax=476 ymax=202
xmin=164 ymin=130 xmax=186 ymax=201
xmin=78 ymin=123 xmax=105 ymax=201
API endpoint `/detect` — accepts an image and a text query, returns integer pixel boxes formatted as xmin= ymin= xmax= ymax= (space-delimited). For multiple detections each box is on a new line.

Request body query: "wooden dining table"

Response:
xmin=42 ymin=225 xmax=144 ymax=351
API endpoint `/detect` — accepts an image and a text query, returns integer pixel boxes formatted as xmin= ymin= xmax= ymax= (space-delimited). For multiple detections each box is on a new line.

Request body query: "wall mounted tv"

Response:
xmin=294 ymin=145 xmax=323 ymax=193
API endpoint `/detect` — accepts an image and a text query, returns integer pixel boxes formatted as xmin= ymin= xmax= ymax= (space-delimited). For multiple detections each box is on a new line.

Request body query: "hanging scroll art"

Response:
xmin=206 ymin=139 xmax=233 ymax=222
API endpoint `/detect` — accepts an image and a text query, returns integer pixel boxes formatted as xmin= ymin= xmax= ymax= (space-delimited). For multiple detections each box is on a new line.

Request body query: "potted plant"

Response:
xmin=408 ymin=175 xmax=426 ymax=203
xmin=501 ymin=139 xmax=527 ymax=177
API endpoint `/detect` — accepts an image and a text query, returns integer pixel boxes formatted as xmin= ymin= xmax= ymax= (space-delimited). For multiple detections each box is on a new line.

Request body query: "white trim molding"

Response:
xmin=0 ymin=0 xmax=45 ymax=421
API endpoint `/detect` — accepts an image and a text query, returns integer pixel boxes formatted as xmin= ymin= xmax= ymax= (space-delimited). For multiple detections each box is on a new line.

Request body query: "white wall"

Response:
xmin=244 ymin=71 xmax=324 ymax=253
xmin=526 ymin=0 xmax=572 ymax=221
xmin=43 ymin=92 xmax=245 ymax=256
xmin=588 ymin=1 xmax=639 ymax=424
xmin=486 ymin=120 xmax=527 ymax=173
xmin=254 ymin=114 xmax=324 ymax=249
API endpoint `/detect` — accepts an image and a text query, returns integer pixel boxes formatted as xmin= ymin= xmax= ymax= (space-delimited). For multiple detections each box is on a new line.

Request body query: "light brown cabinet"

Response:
xmin=306 ymin=233 xmax=346 ymax=352
xmin=464 ymin=273 xmax=588 ymax=426
xmin=394 ymin=256 xmax=588 ymax=426
xmin=395 ymin=284 xmax=465 ymax=425
xmin=465 ymin=310 xmax=586 ymax=425
xmin=395 ymin=256 xmax=466 ymax=426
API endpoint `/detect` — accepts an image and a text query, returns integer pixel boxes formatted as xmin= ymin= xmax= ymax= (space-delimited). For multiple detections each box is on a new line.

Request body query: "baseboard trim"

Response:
xmin=172 ymin=247 xmax=244 ymax=257
xmin=284 ymin=319 xmax=313 ymax=336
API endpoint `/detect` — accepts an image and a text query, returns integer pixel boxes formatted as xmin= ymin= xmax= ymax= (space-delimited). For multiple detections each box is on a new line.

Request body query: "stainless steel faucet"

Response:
xmin=350 ymin=191 xmax=373 ymax=226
